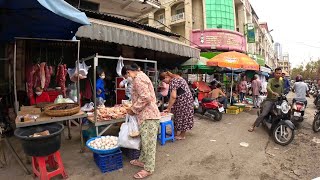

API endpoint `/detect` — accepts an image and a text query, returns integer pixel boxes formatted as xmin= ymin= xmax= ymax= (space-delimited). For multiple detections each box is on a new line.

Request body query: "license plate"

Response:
xmin=294 ymin=112 xmax=301 ymax=117
xmin=218 ymin=107 xmax=224 ymax=112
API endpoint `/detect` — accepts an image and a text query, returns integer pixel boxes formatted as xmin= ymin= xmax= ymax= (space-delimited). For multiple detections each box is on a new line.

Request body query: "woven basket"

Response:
xmin=44 ymin=103 xmax=80 ymax=117
xmin=36 ymin=102 xmax=53 ymax=108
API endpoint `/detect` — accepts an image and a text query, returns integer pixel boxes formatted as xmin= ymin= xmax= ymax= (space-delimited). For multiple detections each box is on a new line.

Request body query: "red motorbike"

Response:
xmin=192 ymin=88 xmax=224 ymax=121
xmin=291 ymin=100 xmax=306 ymax=126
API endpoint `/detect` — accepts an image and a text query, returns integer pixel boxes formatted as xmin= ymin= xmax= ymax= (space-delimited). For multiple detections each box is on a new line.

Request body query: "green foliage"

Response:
xmin=291 ymin=59 xmax=320 ymax=80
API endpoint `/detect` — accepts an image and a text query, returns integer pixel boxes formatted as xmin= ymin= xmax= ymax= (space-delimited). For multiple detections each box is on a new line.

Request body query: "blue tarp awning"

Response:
xmin=0 ymin=0 xmax=90 ymax=42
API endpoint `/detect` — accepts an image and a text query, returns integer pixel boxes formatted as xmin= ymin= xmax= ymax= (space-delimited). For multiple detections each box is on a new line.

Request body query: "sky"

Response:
xmin=249 ymin=0 xmax=320 ymax=68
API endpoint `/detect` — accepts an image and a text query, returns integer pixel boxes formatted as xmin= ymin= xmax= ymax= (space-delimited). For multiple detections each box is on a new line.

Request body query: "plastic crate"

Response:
xmin=121 ymin=148 xmax=140 ymax=160
xmin=226 ymin=108 xmax=240 ymax=115
xmin=244 ymin=106 xmax=253 ymax=111
xmin=93 ymin=150 xmax=123 ymax=173
xmin=239 ymin=107 xmax=244 ymax=112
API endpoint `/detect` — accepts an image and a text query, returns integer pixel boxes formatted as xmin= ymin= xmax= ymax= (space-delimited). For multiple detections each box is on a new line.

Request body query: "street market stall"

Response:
xmin=80 ymin=54 xmax=158 ymax=137
xmin=207 ymin=51 xmax=259 ymax=102
xmin=207 ymin=51 xmax=259 ymax=113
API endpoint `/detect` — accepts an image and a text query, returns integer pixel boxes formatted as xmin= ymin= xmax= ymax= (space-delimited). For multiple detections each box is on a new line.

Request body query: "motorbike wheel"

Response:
xmin=272 ymin=124 xmax=294 ymax=146
xmin=312 ymin=114 xmax=320 ymax=132
xmin=208 ymin=109 xmax=222 ymax=121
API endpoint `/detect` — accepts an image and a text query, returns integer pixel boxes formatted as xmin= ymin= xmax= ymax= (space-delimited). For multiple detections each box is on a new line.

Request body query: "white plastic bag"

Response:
xmin=128 ymin=115 xmax=140 ymax=137
xmin=54 ymin=95 xmax=64 ymax=104
xmin=116 ymin=56 xmax=124 ymax=77
xmin=118 ymin=115 xmax=141 ymax=150
xmin=193 ymin=97 xmax=199 ymax=109
xmin=68 ymin=62 xmax=91 ymax=82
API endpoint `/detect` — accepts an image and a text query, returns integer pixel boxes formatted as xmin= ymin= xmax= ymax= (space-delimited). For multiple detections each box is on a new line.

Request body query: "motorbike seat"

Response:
xmin=202 ymin=98 xmax=215 ymax=103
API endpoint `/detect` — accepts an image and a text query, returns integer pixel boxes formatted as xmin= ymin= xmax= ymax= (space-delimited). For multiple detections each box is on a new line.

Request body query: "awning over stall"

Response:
xmin=0 ymin=0 xmax=90 ymax=41
xmin=76 ymin=18 xmax=200 ymax=58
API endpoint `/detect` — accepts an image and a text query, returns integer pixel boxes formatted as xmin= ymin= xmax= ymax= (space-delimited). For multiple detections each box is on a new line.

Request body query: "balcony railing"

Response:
xmin=171 ymin=13 xmax=185 ymax=22
xmin=155 ymin=18 xmax=164 ymax=26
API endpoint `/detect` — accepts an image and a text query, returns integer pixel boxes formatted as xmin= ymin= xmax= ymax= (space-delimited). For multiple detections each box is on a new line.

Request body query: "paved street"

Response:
xmin=1 ymin=93 xmax=320 ymax=180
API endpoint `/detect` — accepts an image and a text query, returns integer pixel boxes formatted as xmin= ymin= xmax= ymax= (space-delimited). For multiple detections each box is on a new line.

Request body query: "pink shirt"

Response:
xmin=239 ymin=81 xmax=247 ymax=93
xmin=251 ymin=79 xmax=261 ymax=96
xmin=160 ymin=81 xmax=169 ymax=96
xmin=131 ymin=71 xmax=160 ymax=124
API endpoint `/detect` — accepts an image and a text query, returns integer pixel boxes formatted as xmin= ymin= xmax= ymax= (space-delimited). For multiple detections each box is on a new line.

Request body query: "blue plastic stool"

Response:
xmin=158 ymin=120 xmax=175 ymax=145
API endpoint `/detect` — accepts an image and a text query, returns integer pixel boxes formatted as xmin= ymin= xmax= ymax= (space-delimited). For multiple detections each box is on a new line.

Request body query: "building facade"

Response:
xmin=278 ymin=53 xmax=291 ymax=75
xmin=136 ymin=0 xmax=278 ymax=69
xmin=274 ymin=42 xmax=282 ymax=60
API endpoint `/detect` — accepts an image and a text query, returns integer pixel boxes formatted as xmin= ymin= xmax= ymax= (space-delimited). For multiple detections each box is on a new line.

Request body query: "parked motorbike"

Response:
xmin=291 ymin=100 xmax=306 ymax=126
xmin=313 ymin=110 xmax=320 ymax=132
xmin=313 ymin=90 xmax=320 ymax=108
xmin=258 ymin=95 xmax=295 ymax=146
xmin=193 ymin=88 xmax=224 ymax=121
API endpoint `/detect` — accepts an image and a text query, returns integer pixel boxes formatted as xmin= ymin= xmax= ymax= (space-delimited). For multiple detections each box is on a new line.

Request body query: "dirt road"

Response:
xmin=1 ymin=93 xmax=320 ymax=180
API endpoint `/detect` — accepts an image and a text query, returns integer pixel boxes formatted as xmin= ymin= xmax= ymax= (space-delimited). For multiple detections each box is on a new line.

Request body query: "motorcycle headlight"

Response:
xmin=280 ymin=101 xmax=290 ymax=114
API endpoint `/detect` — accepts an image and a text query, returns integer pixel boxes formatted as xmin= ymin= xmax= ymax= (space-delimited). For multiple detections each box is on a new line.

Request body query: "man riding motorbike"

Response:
xmin=248 ymin=67 xmax=284 ymax=132
xmin=292 ymin=75 xmax=309 ymax=106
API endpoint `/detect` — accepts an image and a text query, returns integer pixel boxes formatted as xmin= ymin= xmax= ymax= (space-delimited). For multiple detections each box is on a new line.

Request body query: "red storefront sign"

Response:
xmin=191 ymin=29 xmax=247 ymax=52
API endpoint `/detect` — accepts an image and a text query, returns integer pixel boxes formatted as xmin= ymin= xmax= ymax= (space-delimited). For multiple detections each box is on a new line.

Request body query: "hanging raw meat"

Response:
xmin=56 ymin=64 xmax=67 ymax=97
xmin=33 ymin=64 xmax=41 ymax=88
xmin=44 ymin=65 xmax=53 ymax=90
xmin=25 ymin=64 xmax=36 ymax=101
xmin=40 ymin=62 xmax=46 ymax=89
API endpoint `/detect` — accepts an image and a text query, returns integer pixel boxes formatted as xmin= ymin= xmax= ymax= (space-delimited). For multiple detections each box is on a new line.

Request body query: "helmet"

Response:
xmin=296 ymin=75 xmax=303 ymax=82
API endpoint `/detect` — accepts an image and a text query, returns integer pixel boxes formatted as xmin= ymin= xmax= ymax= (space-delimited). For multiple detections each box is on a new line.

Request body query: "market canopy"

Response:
xmin=181 ymin=57 xmax=214 ymax=70
xmin=0 ymin=0 xmax=90 ymax=41
xmin=76 ymin=18 xmax=200 ymax=58
xmin=207 ymin=51 xmax=259 ymax=71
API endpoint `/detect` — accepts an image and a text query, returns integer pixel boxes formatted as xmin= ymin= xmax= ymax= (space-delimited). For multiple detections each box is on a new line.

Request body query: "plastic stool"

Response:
xmin=32 ymin=150 xmax=68 ymax=180
xmin=158 ymin=120 xmax=175 ymax=145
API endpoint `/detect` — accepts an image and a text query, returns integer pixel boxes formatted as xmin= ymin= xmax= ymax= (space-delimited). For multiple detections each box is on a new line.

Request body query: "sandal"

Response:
xmin=134 ymin=170 xmax=152 ymax=179
xmin=175 ymin=136 xmax=186 ymax=140
xmin=130 ymin=160 xmax=144 ymax=168
xmin=248 ymin=127 xmax=254 ymax=132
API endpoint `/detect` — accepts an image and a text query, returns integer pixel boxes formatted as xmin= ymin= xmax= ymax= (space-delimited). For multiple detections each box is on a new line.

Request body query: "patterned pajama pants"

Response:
xmin=139 ymin=119 xmax=159 ymax=173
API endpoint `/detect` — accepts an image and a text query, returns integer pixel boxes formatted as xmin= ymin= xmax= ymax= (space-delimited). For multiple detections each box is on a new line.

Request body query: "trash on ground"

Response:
xmin=312 ymin=137 xmax=320 ymax=144
xmin=240 ymin=142 xmax=249 ymax=147
xmin=210 ymin=140 xmax=216 ymax=142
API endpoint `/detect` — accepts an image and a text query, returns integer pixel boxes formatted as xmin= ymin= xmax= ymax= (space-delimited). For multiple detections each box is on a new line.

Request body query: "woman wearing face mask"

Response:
xmin=124 ymin=64 xmax=160 ymax=179
xmin=96 ymin=69 xmax=106 ymax=105
xmin=120 ymin=67 xmax=133 ymax=100
xmin=30 ymin=87 xmax=50 ymax=105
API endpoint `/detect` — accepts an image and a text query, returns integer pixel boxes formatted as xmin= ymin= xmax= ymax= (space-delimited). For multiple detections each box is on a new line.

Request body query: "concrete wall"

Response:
xmin=192 ymin=0 xmax=204 ymax=30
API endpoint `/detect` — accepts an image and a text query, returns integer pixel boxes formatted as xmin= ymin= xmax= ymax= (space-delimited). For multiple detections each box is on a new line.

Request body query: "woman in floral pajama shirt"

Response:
xmin=124 ymin=64 xmax=160 ymax=179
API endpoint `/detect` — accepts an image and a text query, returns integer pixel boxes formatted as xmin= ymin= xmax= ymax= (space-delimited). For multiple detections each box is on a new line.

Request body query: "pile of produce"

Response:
xmin=88 ymin=136 xmax=118 ymax=150
xmin=44 ymin=103 xmax=80 ymax=117
xmin=90 ymin=103 xmax=132 ymax=121
xmin=50 ymin=103 xmax=78 ymax=110
xmin=96 ymin=105 xmax=128 ymax=121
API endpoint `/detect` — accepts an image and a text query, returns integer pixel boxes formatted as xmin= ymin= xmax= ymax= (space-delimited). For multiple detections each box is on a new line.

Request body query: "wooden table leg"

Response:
xmin=79 ymin=118 xmax=84 ymax=153
xmin=67 ymin=120 xmax=72 ymax=140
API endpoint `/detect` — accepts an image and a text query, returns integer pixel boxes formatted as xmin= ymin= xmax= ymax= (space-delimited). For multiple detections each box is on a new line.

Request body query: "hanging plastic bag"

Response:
xmin=118 ymin=115 xmax=141 ymax=150
xmin=68 ymin=83 xmax=78 ymax=102
xmin=116 ymin=56 xmax=124 ymax=77
xmin=68 ymin=62 xmax=91 ymax=82
xmin=193 ymin=97 xmax=199 ymax=109
xmin=128 ymin=115 xmax=140 ymax=137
